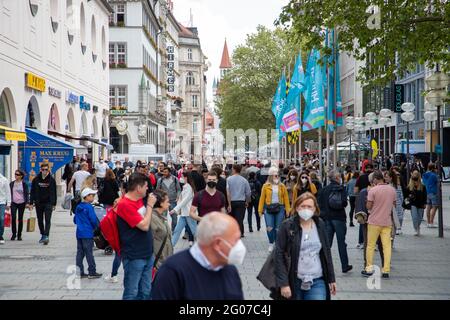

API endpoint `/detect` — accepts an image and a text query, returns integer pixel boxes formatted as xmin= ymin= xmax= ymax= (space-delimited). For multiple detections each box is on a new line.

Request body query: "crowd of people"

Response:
xmin=0 ymin=153 xmax=442 ymax=300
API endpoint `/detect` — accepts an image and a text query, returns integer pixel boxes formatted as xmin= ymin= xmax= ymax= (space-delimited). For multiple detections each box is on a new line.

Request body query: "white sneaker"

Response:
xmin=268 ymin=244 xmax=274 ymax=253
xmin=0 ymin=240 xmax=5 ymax=245
xmin=430 ymin=224 xmax=438 ymax=228
xmin=104 ymin=275 xmax=118 ymax=283
xmin=426 ymin=224 xmax=431 ymax=228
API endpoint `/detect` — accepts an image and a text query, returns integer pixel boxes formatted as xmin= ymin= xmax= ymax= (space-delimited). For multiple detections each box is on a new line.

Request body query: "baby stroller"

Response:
xmin=93 ymin=204 xmax=113 ymax=255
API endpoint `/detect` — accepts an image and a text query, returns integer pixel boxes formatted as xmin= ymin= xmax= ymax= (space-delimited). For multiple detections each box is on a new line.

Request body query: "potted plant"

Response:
xmin=117 ymin=21 xmax=125 ymax=27
xmin=117 ymin=62 xmax=127 ymax=68
xmin=110 ymin=62 xmax=116 ymax=68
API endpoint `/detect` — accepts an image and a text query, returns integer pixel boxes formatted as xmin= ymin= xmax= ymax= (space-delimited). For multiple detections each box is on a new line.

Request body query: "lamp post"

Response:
xmin=354 ymin=116 xmax=365 ymax=171
xmin=345 ymin=116 xmax=355 ymax=168
xmin=365 ymin=112 xmax=377 ymax=162
xmin=379 ymin=108 xmax=393 ymax=160
xmin=425 ymin=70 xmax=449 ymax=238
xmin=400 ymin=103 xmax=416 ymax=181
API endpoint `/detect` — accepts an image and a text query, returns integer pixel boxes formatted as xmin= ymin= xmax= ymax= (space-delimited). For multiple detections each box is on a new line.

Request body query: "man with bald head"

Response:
xmin=152 ymin=212 xmax=245 ymax=300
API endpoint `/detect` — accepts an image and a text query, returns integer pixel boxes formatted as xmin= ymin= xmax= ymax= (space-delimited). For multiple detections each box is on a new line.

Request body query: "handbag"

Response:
xmin=266 ymin=203 xmax=281 ymax=214
xmin=93 ymin=227 xmax=109 ymax=249
xmin=402 ymin=197 xmax=411 ymax=210
xmin=4 ymin=209 xmax=11 ymax=228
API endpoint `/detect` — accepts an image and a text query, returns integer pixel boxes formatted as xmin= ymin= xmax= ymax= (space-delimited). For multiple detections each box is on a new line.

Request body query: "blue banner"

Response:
xmin=287 ymin=53 xmax=306 ymax=118
xmin=19 ymin=128 xmax=74 ymax=185
xmin=272 ymin=73 xmax=287 ymax=140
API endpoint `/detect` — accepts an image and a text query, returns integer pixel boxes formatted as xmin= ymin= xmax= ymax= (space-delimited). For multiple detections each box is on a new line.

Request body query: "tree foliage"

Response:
xmin=215 ymin=26 xmax=298 ymax=136
xmin=277 ymin=0 xmax=450 ymax=86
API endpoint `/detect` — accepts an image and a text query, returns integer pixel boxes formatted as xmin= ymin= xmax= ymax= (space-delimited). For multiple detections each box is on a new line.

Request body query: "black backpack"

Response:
xmin=328 ymin=186 xmax=346 ymax=210
xmin=249 ymin=180 xmax=258 ymax=201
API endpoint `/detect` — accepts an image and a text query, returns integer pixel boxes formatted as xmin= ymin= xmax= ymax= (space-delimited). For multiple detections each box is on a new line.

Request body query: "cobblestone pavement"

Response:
xmin=1 ymin=184 xmax=449 ymax=300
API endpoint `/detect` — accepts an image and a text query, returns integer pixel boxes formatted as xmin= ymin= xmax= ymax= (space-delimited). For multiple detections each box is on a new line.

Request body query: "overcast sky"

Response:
xmin=173 ymin=0 xmax=289 ymax=100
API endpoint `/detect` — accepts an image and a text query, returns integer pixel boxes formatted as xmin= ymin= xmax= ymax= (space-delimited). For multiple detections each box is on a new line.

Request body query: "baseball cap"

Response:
xmin=81 ymin=188 xmax=97 ymax=199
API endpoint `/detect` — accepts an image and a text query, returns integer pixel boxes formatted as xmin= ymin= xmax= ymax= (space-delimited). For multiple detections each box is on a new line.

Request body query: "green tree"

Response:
xmin=215 ymin=26 xmax=298 ymax=136
xmin=277 ymin=0 xmax=450 ymax=86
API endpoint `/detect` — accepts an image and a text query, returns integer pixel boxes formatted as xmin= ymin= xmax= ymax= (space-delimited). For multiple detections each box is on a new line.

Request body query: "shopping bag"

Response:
xmin=27 ymin=209 xmax=36 ymax=232
xmin=4 ymin=210 xmax=11 ymax=228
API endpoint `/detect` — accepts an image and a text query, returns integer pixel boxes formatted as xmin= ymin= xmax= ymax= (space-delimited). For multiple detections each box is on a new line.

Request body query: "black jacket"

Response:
xmin=9 ymin=181 xmax=29 ymax=204
xmin=216 ymin=177 xmax=228 ymax=205
xmin=30 ymin=173 xmax=57 ymax=206
xmin=98 ymin=179 xmax=120 ymax=206
xmin=274 ymin=215 xmax=335 ymax=300
xmin=405 ymin=186 xmax=427 ymax=209
xmin=317 ymin=181 xmax=348 ymax=221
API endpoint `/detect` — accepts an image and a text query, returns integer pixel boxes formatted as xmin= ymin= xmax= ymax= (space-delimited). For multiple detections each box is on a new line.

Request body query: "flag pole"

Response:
xmin=333 ymin=28 xmax=338 ymax=171
xmin=325 ymin=37 xmax=330 ymax=182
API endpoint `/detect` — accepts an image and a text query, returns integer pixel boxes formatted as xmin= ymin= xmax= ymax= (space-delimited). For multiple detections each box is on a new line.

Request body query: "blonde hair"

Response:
xmin=81 ymin=174 xmax=97 ymax=191
xmin=408 ymin=170 xmax=424 ymax=191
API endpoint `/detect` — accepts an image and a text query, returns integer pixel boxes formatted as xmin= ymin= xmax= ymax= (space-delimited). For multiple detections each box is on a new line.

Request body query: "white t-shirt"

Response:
xmin=73 ymin=170 xmax=91 ymax=191
xmin=95 ymin=162 xmax=108 ymax=178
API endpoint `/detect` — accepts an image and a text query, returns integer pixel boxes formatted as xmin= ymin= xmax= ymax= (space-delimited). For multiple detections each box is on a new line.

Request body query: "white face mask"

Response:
xmin=290 ymin=175 xmax=296 ymax=181
xmin=218 ymin=239 xmax=247 ymax=265
xmin=301 ymin=178 xmax=308 ymax=184
xmin=298 ymin=209 xmax=314 ymax=221
xmin=179 ymin=178 xmax=185 ymax=184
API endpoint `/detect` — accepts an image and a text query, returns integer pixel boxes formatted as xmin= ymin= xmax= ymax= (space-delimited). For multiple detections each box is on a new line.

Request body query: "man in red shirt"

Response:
xmin=190 ymin=171 xmax=226 ymax=221
xmin=116 ymin=173 xmax=157 ymax=300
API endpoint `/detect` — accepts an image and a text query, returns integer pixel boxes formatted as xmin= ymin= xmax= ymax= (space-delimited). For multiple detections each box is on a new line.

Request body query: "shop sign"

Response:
xmin=48 ymin=86 xmax=62 ymax=99
xmin=167 ymin=46 xmax=175 ymax=93
xmin=25 ymin=72 xmax=46 ymax=92
xmin=66 ymin=91 xmax=79 ymax=104
xmin=79 ymin=96 xmax=91 ymax=111
xmin=110 ymin=105 xmax=127 ymax=115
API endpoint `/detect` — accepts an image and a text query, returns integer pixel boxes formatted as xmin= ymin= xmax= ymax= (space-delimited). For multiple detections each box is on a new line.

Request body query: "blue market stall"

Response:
xmin=19 ymin=128 xmax=75 ymax=185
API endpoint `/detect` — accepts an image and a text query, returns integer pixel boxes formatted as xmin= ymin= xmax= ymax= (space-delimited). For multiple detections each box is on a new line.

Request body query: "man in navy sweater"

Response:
xmin=152 ymin=212 xmax=245 ymax=300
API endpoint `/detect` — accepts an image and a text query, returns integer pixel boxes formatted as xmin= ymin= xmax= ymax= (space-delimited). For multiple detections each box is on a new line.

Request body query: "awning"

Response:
xmin=0 ymin=138 xmax=12 ymax=155
xmin=81 ymin=135 xmax=114 ymax=150
xmin=0 ymin=124 xmax=27 ymax=141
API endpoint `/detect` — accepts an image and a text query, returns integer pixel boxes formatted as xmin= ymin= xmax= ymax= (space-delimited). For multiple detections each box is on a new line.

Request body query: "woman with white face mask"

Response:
xmin=285 ymin=169 xmax=299 ymax=209
xmin=275 ymin=192 xmax=336 ymax=300
xmin=292 ymin=172 xmax=317 ymax=205
xmin=258 ymin=167 xmax=291 ymax=253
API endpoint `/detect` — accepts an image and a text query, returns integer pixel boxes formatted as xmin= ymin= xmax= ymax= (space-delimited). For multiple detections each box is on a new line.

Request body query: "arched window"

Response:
xmin=186 ymin=72 xmax=195 ymax=86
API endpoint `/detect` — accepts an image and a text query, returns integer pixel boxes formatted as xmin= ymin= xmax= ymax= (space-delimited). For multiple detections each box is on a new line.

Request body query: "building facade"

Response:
xmin=178 ymin=23 xmax=208 ymax=163
xmin=0 ymin=0 xmax=112 ymax=181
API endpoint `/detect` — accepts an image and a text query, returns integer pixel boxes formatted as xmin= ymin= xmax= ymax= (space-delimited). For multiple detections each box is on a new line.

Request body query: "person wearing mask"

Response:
xmin=170 ymin=171 xmax=196 ymax=247
xmin=226 ymin=165 xmax=251 ymax=238
xmin=258 ymin=167 xmax=291 ymax=253
xmin=113 ymin=161 xmax=125 ymax=182
xmin=156 ymin=167 xmax=182 ymax=231
xmin=386 ymin=170 xmax=404 ymax=235
xmin=74 ymin=188 xmax=102 ymax=279
xmin=98 ymin=169 xmax=120 ymax=209
xmin=121 ymin=167 xmax=132 ymax=194
xmin=422 ymin=163 xmax=439 ymax=228
xmin=190 ymin=171 xmax=227 ymax=220
xmin=150 ymin=190 xmax=174 ymax=278
xmin=317 ymin=170 xmax=352 ymax=273
xmin=95 ymin=158 xmax=109 ymax=189
xmin=0 ymin=172 xmax=11 ymax=244
xmin=247 ymin=171 xmax=262 ymax=233
xmin=115 ymin=173 xmax=157 ymax=300
xmin=275 ymin=192 xmax=336 ymax=300
xmin=362 ymin=170 xmax=397 ymax=279
xmin=405 ymin=170 xmax=427 ymax=236
xmin=346 ymin=171 xmax=359 ymax=227
xmin=292 ymin=172 xmax=317 ymax=204
xmin=123 ymin=157 xmax=134 ymax=170
xmin=9 ymin=170 xmax=29 ymax=241
xmin=285 ymin=169 xmax=299 ymax=208
xmin=152 ymin=212 xmax=245 ymax=300
xmin=30 ymin=163 xmax=57 ymax=245
xmin=155 ymin=162 xmax=166 ymax=180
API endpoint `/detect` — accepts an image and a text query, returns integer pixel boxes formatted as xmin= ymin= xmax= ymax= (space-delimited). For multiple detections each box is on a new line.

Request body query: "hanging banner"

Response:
xmin=280 ymin=109 xmax=300 ymax=133
xmin=371 ymin=139 xmax=379 ymax=159
xmin=287 ymin=130 xmax=300 ymax=145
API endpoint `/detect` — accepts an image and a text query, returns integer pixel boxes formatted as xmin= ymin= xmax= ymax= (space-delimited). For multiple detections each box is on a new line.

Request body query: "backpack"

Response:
xmin=249 ymin=180 xmax=258 ymax=201
xmin=328 ymin=186 xmax=346 ymax=210
xmin=99 ymin=207 xmax=120 ymax=256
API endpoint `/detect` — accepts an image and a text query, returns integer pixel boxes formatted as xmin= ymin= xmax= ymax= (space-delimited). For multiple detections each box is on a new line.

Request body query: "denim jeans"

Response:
xmin=111 ymin=252 xmax=122 ymax=277
xmin=263 ymin=206 xmax=285 ymax=244
xmin=325 ymin=219 xmax=350 ymax=271
xmin=411 ymin=206 xmax=424 ymax=231
xmin=0 ymin=204 xmax=5 ymax=238
xmin=122 ymin=256 xmax=155 ymax=300
xmin=171 ymin=216 xmax=198 ymax=247
xmin=294 ymin=277 xmax=327 ymax=300
xmin=76 ymin=238 xmax=96 ymax=275
xmin=247 ymin=199 xmax=260 ymax=231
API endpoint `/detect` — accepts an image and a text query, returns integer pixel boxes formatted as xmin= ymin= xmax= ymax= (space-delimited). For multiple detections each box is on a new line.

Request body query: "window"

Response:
xmin=109 ymin=86 xmax=127 ymax=107
xmin=188 ymin=48 xmax=193 ymax=61
xmin=186 ymin=72 xmax=195 ymax=86
xmin=117 ymin=4 xmax=125 ymax=24
xmin=109 ymin=44 xmax=115 ymax=65
xmin=117 ymin=44 xmax=126 ymax=64
xmin=193 ymin=120 xmax=198 ymax=134
xmin=109 ymin=43 xmax=127 ymax=66
xmin=29 ymin=0 xmax=38 ymax=16
xmin=192 ymin=95 xmax=198 ymax=108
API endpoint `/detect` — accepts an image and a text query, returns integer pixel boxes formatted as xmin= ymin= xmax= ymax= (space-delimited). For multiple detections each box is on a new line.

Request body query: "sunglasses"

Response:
xmin=15 ymin=173 xmax=22 ymax=176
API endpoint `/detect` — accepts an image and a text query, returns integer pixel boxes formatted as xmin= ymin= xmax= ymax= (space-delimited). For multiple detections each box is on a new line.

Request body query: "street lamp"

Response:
xmin=345 ymin=116 xmax=355 ymax=167
xmin=401 ymin=102 xmax=416 ymax=182
xmin=424 ymin=102 xmax=438 ymax=163
xmin=379 ymin=108 xmax=393 ymax=159
xmin=354 ymin=117 xmax=366 ymax=171
xmin=425 ymin=70 xmax=449 ymax=238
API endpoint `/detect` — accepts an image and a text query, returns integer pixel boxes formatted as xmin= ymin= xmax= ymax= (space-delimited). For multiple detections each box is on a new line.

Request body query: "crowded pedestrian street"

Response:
xmin=1 ymin=183 xmax=449 ymax=300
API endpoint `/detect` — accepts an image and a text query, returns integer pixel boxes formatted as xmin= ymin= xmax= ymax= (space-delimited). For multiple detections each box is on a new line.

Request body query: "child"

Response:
xmin=74 ymin=188 xmax=102 ymax=279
